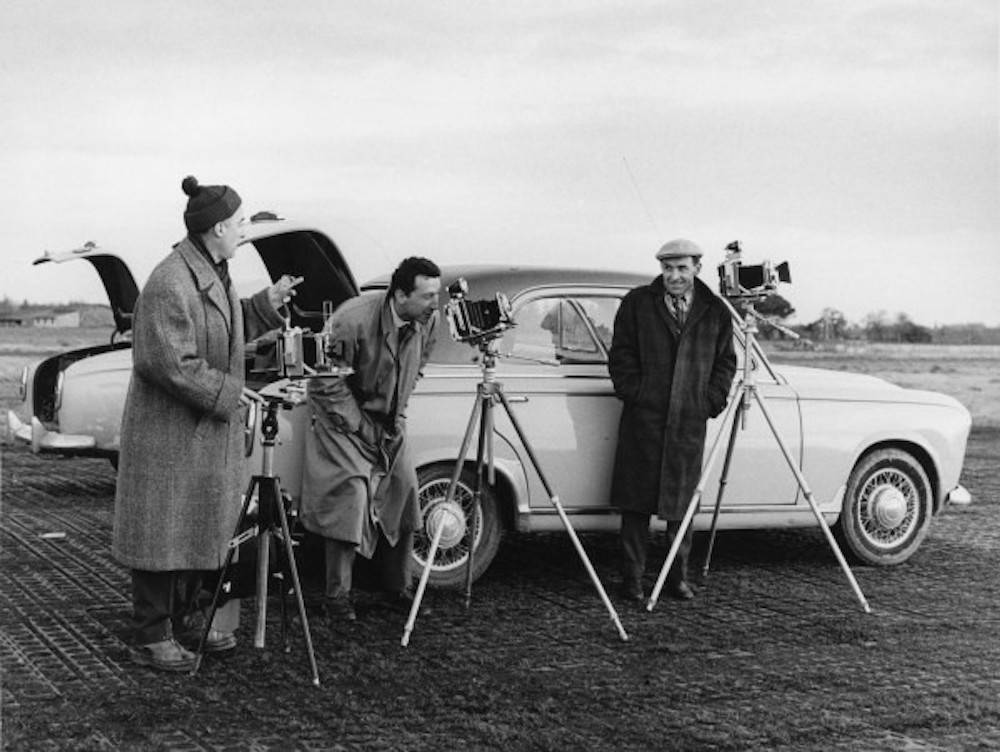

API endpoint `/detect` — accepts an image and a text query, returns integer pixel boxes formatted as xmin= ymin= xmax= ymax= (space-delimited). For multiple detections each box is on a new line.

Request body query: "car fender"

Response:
xmin=798 ymin=397 xmax=971 ymax=513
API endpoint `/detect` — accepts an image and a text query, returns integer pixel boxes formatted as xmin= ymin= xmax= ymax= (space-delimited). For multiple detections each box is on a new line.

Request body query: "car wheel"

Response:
xmin=835 ymin=448 xmax=932 ymax=566
xmin=412 ymin=464 xmax=502 ymax=589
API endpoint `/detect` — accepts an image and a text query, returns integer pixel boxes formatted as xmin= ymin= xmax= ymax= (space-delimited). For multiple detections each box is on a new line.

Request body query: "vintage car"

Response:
xmin=8 ymin=218 xmax=972 ymax=589
xmin=7 ymin=216 xmax=358 ymax=463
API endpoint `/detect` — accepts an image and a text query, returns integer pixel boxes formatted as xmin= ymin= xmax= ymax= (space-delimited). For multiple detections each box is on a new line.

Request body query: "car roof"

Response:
xmin=362 ymin=264 xmax=650 ymax=300
xmin=363 ymin=264 xmax=651 ymax=365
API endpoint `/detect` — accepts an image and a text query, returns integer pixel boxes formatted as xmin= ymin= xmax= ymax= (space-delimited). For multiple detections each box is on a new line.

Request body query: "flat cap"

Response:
xmin=655 ymin=238 xmax=703 ymax=260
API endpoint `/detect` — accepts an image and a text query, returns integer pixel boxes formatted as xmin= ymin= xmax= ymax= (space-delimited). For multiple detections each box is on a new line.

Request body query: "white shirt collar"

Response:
xmin=389 ymin=298 xmax=407 ymax=329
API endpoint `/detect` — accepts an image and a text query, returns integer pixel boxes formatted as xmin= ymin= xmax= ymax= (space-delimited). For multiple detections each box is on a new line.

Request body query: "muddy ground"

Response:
xmin=2 ymin=426 xmax=998 ymax=751
xmin=2 ymin=334 xmax=999 ymax=749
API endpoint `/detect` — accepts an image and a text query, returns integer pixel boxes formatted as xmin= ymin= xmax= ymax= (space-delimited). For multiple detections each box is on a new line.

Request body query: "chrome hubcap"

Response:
xmin=425 ymin=500 xmax=468 ymax=550
xmin=858 ymin=468 xmax=919 ymax=548
xmin=870 ymin=485 xmax=907 ymax=529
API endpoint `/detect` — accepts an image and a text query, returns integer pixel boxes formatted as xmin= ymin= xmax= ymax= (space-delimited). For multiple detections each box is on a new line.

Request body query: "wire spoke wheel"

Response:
xmin=412 ymin=465 xmax=502 ymax=588
xmin=414 ymin=478 xmax=481 ymax=571
xmin=836 ymin=448 xmax=932 ymax=565
xmin=857 ymin=468 xmax=919 ymax=547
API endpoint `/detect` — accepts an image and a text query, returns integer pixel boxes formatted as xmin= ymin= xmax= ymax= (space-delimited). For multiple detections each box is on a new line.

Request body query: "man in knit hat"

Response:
xmin=608 ymin=238 xmax=737 ymax=604
xmin=112 ymin=176 xmax=302 ymax=672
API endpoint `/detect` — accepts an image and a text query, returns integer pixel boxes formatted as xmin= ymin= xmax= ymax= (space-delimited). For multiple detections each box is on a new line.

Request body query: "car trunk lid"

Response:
xmin=33 ymin=242 xmax=139 ymax=336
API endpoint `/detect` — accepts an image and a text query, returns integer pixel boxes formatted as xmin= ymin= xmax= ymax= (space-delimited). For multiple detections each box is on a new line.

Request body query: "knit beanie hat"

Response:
xmin=182 ymin=175 xmax=242 ymax=233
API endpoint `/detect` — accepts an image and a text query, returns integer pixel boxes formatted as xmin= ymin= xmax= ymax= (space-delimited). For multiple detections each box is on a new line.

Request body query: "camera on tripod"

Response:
xmin=717 ymin=241 xmax=791 ymax=300
xmin=253 ymin=302 xmax=342 ymax=380
xmin=444 ymin=278 xmax=514 ymax=346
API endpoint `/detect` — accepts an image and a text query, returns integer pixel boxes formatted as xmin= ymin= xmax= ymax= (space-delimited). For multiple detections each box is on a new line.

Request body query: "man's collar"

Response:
xmin=388 ymin=296 xmax=407 ymax=328
xmin=667 ymin=288 xmax=693 ymax=305
xmin=189 ymin=233 xmax=224 ymax=267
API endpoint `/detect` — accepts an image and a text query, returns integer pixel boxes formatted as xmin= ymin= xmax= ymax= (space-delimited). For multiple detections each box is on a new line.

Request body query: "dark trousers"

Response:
xmin=130 ymin=569 xmax=238 ymax=645
xmin=620 ymin=511 xmax=692 ymax=588
xmin=324 ymin=530 xmax=414 ymax=600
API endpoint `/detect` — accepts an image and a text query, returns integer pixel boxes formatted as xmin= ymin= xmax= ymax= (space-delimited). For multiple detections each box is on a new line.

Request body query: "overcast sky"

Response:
xmin=3 ymin=1 xmax=997 ymax=326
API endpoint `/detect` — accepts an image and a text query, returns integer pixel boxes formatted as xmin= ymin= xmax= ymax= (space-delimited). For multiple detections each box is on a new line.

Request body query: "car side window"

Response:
xmin=506 ymin=297 xmax=605 ymax=365
xmin=573 ymin=296 xmax=619 ymax=351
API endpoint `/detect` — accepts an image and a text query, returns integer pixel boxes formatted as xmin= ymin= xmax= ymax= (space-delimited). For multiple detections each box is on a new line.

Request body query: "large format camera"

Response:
xmin=252 ymin=302 xmax=340 ymax=380
xmin=444 ymin=278 xmax=514 ymax=346
xmin=717 ymin=241 xmax=791 ymax=300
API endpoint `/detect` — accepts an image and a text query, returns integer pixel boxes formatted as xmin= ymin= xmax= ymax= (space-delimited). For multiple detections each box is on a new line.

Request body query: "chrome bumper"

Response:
xmin=945 ymin=484 xmax=972 ymax=507
xmin=6 ymin=411 xmax=97 ymax=452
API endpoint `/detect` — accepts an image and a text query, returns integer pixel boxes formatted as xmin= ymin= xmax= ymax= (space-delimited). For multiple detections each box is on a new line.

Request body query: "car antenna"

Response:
xmin=622 ymin=155 xmax=660 ymax=235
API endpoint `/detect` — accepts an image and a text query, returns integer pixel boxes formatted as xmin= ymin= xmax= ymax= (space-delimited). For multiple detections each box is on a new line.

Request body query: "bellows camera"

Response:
xmin=717 ymin=241 xmax=791 ymax=300
xmin=444 ymin=278 xmax=514 ymax=346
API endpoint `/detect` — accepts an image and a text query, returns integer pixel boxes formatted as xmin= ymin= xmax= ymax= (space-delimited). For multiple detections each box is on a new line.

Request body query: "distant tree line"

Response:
xmin=0 ymin=297 xmax=114 ymax=327
xmin=749 ymin=294 xmax=1000 ymax=345
xmin=3 ymin=294 xmax=999 ymax=344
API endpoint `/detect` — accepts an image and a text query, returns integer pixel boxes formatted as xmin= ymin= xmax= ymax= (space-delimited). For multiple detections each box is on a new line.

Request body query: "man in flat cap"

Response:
xmin=113 ymin=176 xmax=301 ymax=672
xmin=608 ymin=238 xmax=736 ymax=603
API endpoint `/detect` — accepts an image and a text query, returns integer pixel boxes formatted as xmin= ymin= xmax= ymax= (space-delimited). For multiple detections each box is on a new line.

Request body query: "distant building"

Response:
xmin=0 ymin=310 xmax=81 ymax=327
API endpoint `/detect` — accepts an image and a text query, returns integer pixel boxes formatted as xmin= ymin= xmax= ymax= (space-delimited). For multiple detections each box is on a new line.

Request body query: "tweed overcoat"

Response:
xmin=299 ymin=293 xmax=437 ymax=557
xmin=112 ymin=238 xmax=284 ymax=571
xmin=608 ymin=275 xmax=737 ymax=520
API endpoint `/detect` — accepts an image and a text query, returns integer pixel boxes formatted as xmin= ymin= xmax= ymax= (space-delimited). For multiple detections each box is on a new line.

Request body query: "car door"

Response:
xmin=698 ymin=331 xmax=804 ymax=508
xmin=491 ymin=287 xmax=625 ymax=512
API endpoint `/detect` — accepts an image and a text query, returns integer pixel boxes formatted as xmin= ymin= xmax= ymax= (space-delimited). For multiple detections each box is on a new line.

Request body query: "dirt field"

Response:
xmin=764 ymin=342 xmax=1000 ymax=428
xmin=2 ymin=329 xmax=1000 ymax=749
xmin=2 ymin=428 xmax=998 ymax=750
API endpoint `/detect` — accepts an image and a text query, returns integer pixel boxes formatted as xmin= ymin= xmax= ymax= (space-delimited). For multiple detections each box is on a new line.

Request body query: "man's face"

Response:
xmin=660 ymin=256 xmax=700 ymax=297
xmin=215 ymin=207 xmax=247 ymax=260
xmin=394 ymin=275 xmax=441 ymax=324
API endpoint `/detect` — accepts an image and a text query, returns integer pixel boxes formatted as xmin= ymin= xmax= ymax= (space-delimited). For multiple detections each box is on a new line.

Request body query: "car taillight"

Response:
xmin=18 ymin=365 xmax=28 ymax=402
xmin=54 ymin=371 xmax=65 ymax=412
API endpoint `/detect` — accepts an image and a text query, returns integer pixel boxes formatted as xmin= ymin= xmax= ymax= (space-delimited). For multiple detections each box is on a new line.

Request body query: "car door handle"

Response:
xmin=506 ymin=395 xmax=529 ymax=403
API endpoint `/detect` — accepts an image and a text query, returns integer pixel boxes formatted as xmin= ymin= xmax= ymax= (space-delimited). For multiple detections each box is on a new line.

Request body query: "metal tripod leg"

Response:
xmin=194 ymin=477 xmax=257 ymax=675
xmin=701 ymin=394 xmax=746 ymax=578
xmin=749 ymin=388 xmax=871 ymax=613
xmin=401 ymin=392 xmax=483 ymax=647
xmin=193 ymin=473 xmax=321 ymax=684
xmin=273 ymin=482 xmax=321 ymax=685
xmin=464 ymin=389 xmax=493 ymax=609
xmin=646 ymin=380 xmax=871 ymax=614
xmin=495 ymin=390 xmax=629 ymax=642
xmin=647 ymin=395 xmax=741 ymax=611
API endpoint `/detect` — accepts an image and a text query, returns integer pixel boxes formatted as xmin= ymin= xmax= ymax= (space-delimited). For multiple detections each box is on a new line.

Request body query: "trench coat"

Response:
xmin=299 ymin=293 xmax=437 ymax=557
xmin=112 ymin=238 xmax=284 ymax=571
xmin=608 ymin=275 xmax=737 ymax=520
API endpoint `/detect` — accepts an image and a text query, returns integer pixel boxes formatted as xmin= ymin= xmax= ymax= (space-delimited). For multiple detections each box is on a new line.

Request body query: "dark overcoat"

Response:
xmin=112 ymin=238 xmax=284 ymax=571
xmin=299 ymin=293 xmax=437 ymax=557
xmin=608 ymin=275 xmax=736 ymax=519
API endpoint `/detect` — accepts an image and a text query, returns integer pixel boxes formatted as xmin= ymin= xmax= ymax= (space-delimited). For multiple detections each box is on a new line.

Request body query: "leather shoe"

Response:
xmin=667 ymin=581 xmax=695 ymax=600
xmin=176 ymin=618 xmax=237 ymax=653
xmin=620 ymin=581 xmax=644 ymax=603
xmin=375 ymin=590 xmax=430 ymax=617
xmin=325 ymin=596 xmax=357 ymax=622
xmin=201 ymin=629 xmax=237 ymax=652
xmin=129 ymin=639 xmax=197 ymax=672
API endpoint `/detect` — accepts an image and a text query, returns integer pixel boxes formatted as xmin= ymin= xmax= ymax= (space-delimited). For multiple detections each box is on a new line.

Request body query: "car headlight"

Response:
xmin=18 ymin=365 xmax=28 ymax=402
xmin=54 ymin=370 xmax=64 ymax=412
